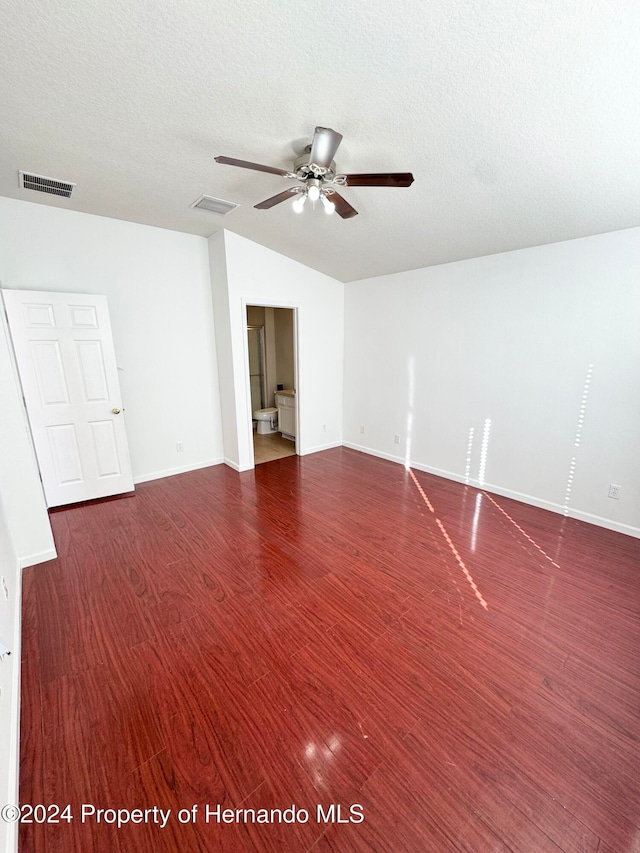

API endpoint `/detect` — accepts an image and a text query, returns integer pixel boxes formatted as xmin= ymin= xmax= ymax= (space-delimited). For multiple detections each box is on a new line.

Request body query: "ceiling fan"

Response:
xmin=215 ymin=126 xmax=414 ymax=219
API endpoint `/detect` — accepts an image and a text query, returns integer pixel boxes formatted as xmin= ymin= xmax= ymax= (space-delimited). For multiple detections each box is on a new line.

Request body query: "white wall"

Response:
xmin=0 ymin=197 xmax=224 ymax=483
xmin=344 ymin=227 xmax=640 ymax=537
xmin=210 ymin=231 xmax=344 ymax=470
xmin=209 ymin=231 xmax=240 ymax=468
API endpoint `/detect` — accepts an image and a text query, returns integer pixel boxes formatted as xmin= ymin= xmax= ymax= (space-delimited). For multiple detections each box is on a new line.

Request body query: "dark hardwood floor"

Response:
xmin=19 ymin=448 xmax=640 ymax=852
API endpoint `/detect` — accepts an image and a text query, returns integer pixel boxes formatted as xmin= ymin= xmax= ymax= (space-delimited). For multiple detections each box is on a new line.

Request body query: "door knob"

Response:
xmin=111 ymin=407 xmax=121 ymax=414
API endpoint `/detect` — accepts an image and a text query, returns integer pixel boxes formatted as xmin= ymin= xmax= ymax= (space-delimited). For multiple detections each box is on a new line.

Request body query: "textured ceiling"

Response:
xmin=1 ymin=0 xmax=638 ymax=282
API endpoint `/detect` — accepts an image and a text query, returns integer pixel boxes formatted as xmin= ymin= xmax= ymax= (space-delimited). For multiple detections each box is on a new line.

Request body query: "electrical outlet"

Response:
xmin=322 ymin=424 xmax=326 ymax=432
xmin=394 ymin=434 xmax=400 ymax=445
xmin=608 ymin=484 xmax=622 ymax=500
xmin=1 ymin=576 xmax=8 ymax=600
xmin=360 ymin=425 xmax=365 ymax=434
xmin=176 ymin=441 xmax=184 ymax=453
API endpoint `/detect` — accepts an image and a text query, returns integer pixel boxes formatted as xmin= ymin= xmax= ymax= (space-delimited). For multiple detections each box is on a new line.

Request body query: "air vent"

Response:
xmin=190 ymin=194 xmax=239 ymax=215
xmin=19 ymin=171 xmax=76 ymax=198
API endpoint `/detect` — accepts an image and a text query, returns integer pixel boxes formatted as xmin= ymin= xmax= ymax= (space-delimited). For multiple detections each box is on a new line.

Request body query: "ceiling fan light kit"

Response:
xmin=292 ymin=192 xmax=306 ymax=214
xmin=320 ymin=193 xmax=335 ymax=215
xmin=215 ymin=126 xmax=414 ymax=220
xmin=307 ymin=180 xmax=321 ymax=203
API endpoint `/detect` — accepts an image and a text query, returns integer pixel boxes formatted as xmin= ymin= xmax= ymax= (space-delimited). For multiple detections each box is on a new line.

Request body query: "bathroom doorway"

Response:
xmin=246 ymin=305 xmax=297 ymax=465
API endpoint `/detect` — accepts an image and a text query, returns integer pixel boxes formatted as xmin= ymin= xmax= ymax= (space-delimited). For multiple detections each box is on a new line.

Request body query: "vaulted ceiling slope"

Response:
xmin=1 ymin=0 xmax=638 ymax=282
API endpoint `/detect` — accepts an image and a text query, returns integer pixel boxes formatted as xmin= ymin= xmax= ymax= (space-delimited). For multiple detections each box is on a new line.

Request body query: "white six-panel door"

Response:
xmin=2 ymin=289 xmax=134 ymax=507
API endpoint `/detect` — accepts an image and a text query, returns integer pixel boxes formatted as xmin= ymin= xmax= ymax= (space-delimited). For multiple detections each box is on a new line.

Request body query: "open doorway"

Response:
xmin=246 ymin=305 xmax=297 ymax=465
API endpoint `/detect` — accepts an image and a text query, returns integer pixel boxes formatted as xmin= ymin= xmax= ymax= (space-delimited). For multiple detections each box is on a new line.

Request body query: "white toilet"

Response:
xmin=253 ymin=407 xmax=278 ymax=434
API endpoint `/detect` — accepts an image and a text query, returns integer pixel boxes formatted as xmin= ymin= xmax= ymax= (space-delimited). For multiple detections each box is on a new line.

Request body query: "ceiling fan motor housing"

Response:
xmin=294 ymin=148 xmax=337 ymax=181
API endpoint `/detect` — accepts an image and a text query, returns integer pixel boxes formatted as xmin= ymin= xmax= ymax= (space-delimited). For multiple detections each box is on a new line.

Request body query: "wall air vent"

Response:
xmin=190 ymin=194 xmax=239 ymax=215
xmin=19 ymin=171 xmax=76 ymax=198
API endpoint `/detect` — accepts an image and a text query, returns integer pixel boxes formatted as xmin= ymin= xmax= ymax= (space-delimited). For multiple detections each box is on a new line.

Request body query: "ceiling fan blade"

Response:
xmin=309 ymin=127 xmax=343 ymax=170
xmin=254 ymin=188 xmax=299 ymax=209
xmin=215 ymin=156 xmax=292 ymax=177
xmin=342 ymin=173 xmax=415 ymax=187
xmin=329 ymin=191 xmax=358 ymax=219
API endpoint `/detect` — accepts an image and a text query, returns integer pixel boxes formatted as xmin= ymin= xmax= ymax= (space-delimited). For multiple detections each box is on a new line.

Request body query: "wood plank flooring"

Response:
xmin=19 ymin=448 xmax=640 ymax=852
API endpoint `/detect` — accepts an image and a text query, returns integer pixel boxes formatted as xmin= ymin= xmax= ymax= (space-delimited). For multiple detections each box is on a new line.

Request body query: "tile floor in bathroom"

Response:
xmin=253 ymin=430 xmax=296 ymax=464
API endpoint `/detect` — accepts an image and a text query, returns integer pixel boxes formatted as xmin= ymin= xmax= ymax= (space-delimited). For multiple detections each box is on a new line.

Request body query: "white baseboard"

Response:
xmin=563 ymin=508 xmax=640 ymax=539
xmin=300 ymin=440 xmax=343 ymax=456
xmin=344 ymin=444 xmax=640 ymax=540
xmin=133 ymin=458 xmax=224 ymax=485
xmin=223 ymin=457 xmax=254 ymax=473
xmin=18 ymin=547 xmax=57 ymax=570
xmin=342 ymin=442 xmax=405 ymax=466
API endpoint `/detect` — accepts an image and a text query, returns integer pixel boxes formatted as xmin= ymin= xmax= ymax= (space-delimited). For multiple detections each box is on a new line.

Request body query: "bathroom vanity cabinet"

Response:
xmin=275 ymin=390 xmax=296 ymax=441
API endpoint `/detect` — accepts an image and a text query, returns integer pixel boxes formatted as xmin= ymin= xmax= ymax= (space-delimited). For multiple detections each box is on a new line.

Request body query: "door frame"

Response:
xmin=241 ymin=299 xmax=299 ymax=469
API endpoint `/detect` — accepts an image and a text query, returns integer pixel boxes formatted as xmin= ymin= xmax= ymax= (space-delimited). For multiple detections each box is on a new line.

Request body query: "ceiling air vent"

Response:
xmin=19 ymin=171 xmax=76 ymax=198
xmin=190 ymin=194 xmax=239 ymax=215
